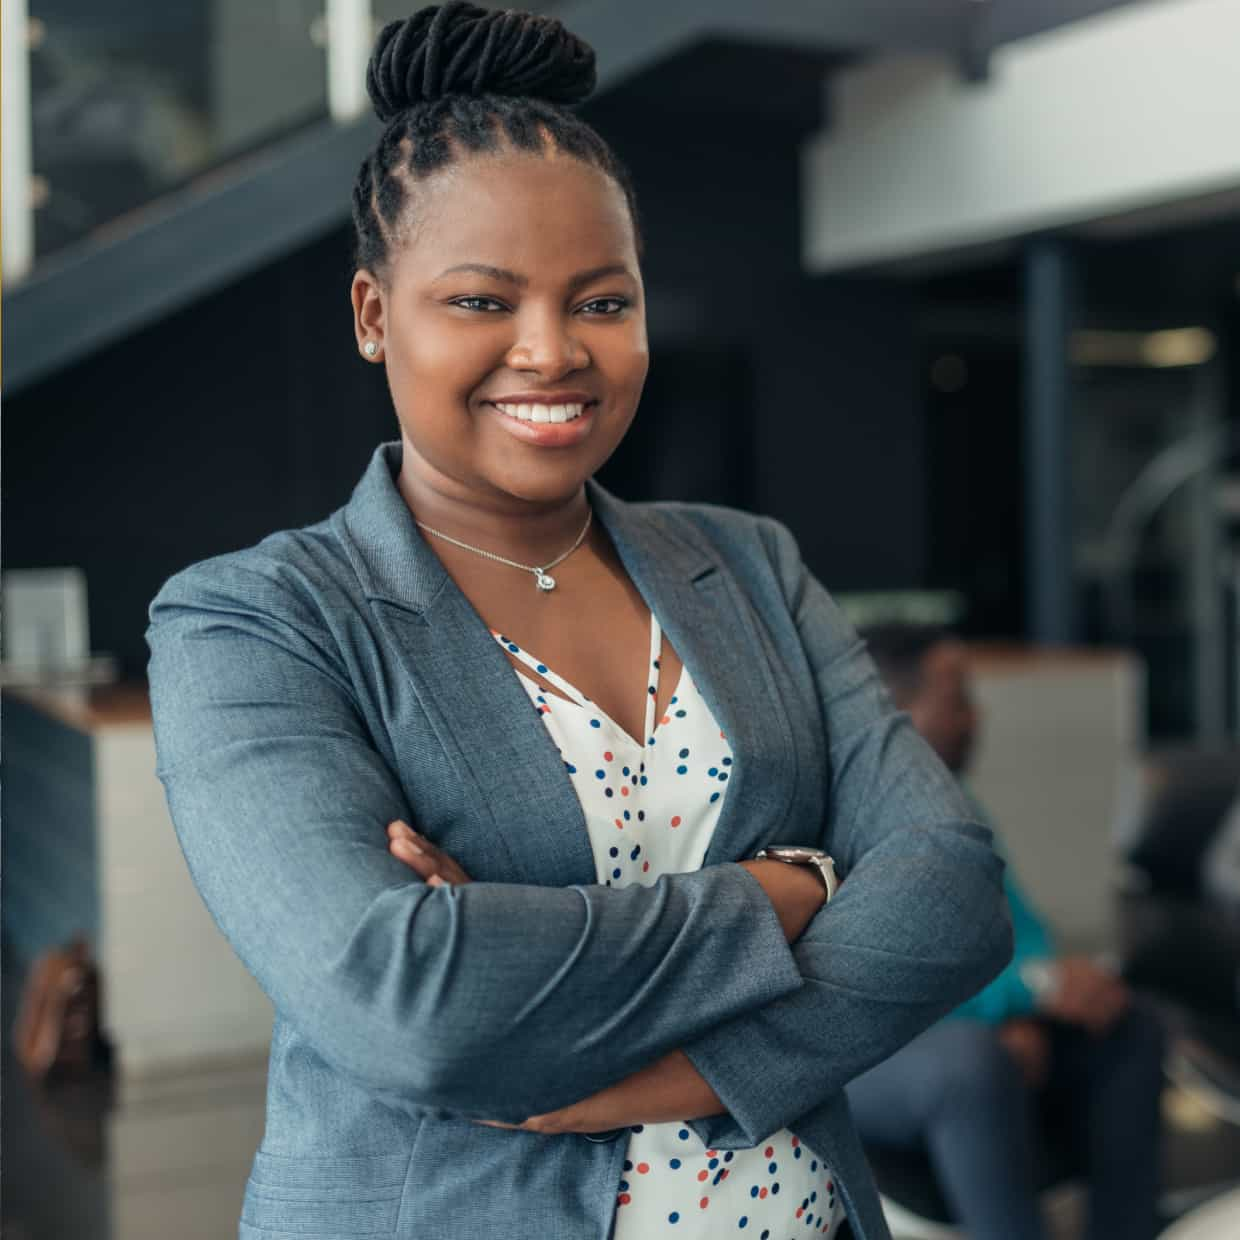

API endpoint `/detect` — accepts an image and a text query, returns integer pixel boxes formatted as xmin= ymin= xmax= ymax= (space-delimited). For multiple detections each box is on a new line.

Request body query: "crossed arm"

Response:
xmin=385 ymin=816 xmax=828 ymax=1133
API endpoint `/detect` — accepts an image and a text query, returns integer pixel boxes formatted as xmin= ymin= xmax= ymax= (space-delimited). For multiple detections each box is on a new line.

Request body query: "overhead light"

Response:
xmin=1070 ymin=328 xmax=1216 ymax=369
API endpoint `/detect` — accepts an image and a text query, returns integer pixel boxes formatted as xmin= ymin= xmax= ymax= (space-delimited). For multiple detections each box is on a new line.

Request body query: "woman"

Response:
xmin=146 ymin=6 xmax=1011 ymax=1238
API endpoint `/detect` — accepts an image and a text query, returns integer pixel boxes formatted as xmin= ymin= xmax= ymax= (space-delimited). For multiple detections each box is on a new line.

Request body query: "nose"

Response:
xmin=505 ymin=307 xmax=589 ymax=380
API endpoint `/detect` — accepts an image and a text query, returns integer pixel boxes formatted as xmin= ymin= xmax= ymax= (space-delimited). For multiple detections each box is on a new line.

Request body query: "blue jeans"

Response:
xmin=845 ymin=1007 xmax=1164 ymax=1240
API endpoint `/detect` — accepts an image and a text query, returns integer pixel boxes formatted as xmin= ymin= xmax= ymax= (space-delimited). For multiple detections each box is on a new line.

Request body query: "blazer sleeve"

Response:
xmin=146 ymin=559 xmax=802 ymax=1122
xmin=681 ymin=518 xmax=1013 ymax=1149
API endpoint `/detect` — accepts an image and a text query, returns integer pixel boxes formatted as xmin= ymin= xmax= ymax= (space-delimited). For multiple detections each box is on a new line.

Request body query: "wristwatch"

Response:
xmin=754 ymin=846 xmax=839 ymax=903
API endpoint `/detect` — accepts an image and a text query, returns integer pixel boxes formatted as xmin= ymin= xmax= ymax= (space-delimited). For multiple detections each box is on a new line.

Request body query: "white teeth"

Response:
xmin=494 ymin=401 xmax=587 ymax=424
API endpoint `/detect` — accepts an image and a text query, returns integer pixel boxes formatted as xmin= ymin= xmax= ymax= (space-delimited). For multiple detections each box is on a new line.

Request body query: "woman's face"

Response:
xmin=352 ymin=149 xmax=648 ymax=511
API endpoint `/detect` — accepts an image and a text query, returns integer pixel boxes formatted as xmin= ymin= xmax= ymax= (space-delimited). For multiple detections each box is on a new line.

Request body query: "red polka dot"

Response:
xmin=636 ymin=1163 xmax=650 ymax=1175
xmin=720 ymin=730 xmax=726 ymax=739
xmin=604 ymin=751 xmax=614 ymax=761
xmin=697 ymin=1170 xmax=709 ymax=1182
xmin=796 ymin=1208 xmax=805 ymax=1219
xmin=791 ymin=1137 xmax=800 ymax=1147
xmin=617 ymin=1193 xmax=631 ymax=1206
xmin=614 ymin=818 xmax=624 ymax=828
xmin=706 ymin=1150 xmax=717 ymax=1157
xmin=661 ymin=715 xmax=670 ymax=725
xmin=764 ymin=1146 xmax=774 ymax=1159
xmin=719 ymin=1169 xmax=729 ymax=1181
xmin=643 ymin=860 xmax=650 ymax=872
xmin=670 ymin=816 xmax=681 ymax=827
xmin=699 ymin=1197 xmax=709 ymax=1210
xmin=620 ymin=786 xmax=630 ymax=797
xmin=759 ymin=1187 xmax=768 ymax=1199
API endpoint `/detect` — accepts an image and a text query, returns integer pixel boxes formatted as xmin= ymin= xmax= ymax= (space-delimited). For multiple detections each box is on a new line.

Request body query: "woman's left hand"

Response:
xmin=386 ymin=819 xmax=472 ymax=888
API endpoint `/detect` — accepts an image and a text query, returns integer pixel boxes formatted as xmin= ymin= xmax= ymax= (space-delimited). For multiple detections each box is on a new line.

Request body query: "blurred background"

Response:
xmin=3 ymin=1 xmax=1240 ymax=1237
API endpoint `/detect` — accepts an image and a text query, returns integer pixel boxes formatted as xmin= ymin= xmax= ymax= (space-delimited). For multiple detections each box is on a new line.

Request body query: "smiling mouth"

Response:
xmin=491 ymin=401 xmax=592 ymax=424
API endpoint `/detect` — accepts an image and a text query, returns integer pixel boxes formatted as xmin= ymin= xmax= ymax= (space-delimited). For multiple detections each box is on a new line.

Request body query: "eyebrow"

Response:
xmin=435 ymin=263 xmax=633 ymax=292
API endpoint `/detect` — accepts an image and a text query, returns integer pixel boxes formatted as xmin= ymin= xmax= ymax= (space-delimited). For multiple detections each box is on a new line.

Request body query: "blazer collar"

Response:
xmin=337 ymin=441 xmax=717 ymax=615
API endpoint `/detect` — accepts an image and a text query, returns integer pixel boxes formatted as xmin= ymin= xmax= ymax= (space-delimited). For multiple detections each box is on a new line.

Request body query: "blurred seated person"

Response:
xmin=846 ymin=624 xmax=1164 ymax=1240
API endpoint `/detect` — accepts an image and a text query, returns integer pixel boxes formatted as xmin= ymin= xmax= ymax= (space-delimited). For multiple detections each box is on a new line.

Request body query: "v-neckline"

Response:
xmin=492 ymin=614 xmax=682 ymax=751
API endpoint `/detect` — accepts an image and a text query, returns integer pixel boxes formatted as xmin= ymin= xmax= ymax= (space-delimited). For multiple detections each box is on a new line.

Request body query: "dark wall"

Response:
xmin=5 ymin=106 xmax=927 ymax=677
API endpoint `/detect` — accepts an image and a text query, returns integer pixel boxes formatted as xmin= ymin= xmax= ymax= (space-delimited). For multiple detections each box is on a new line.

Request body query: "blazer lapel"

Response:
xmin=339 ymin=444 xmax=596 ymax=888
xmin=587 ymin=481 xmax=801 ymax=867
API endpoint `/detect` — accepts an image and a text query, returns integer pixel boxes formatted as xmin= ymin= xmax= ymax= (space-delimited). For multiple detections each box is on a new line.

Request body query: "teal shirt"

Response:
xmin=948 ymin=786 xmax=1056 ymax=1025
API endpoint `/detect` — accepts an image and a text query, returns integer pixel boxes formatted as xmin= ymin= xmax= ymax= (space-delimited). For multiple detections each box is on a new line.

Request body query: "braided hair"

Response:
xmin=351 ymin=3 xmax=641 ymax=280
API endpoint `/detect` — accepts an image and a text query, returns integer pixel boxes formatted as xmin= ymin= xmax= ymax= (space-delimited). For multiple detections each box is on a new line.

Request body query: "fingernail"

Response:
xmin=392 ymin=838 xmax=423 ymax=857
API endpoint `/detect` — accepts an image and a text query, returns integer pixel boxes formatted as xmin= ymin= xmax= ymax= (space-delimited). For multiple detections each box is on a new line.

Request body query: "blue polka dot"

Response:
xmin=802 ymin=1199 xmax=810 ymax=1210
xmin=771 ymin=1182 xmax=780 ymax=1195
xmin=810 ymin=1192 xmax=817 ymax=1203
xmin=630 ymin=847 xmax=640 ymax=860
xmin=605 ymin=788 xmax=614 ymax=798
xmin=649 ymin=736 xmax=657 ymax=745
xmin=590 ymin=719 xmax=601 ymax=729
xmin=619 ymin=1179 xmax=629 ymax=1191
xmin=671 ymin=696 xmax=678 ymax=704
xmin=708 ymin=1158 xmax=719 ymax=1169
xmin=640 ymin=776 xmax=648 ymax=785
xmin=595 ymin=769 xmax=606 ymax=779
xmin=724 ymin=1152 xmax=734 ymax=1162
xmin=719 ymin=772 xmax=729 ymax=781
xmin=654 ymin=659 xmax=660 ymax=669
xmin=536 ymin=664 xmax=547 ymax=674
xmin=637 ymin=811 xmax=645 ymax=821
xmin=622 ymin=766 xmax=631 ymax=776
xmin=768 ymin=1162 xmax=777 ymax=1174
xmin=506 ymin=643 xmax=519 ymax=653
xmin=669 ymin=1213 xmax=679 ymax=1225
xmin=805 ymin=1214 xmax=813 ymax=1226
xmin=708 ymin=767 xmax=718 ymax=776
xmin=670 ymin=1158 xmax=681 ymax=1169
xmin=794 ymin=1146 xmax=803 ymax=1159
xmin=750 ymin=1186 xmax=759 ymax=1199
xmin=723 ymin=756 xmax=733 ymax=766
xmin=564 ymin=763 xmax=577 ymax=774
xmin=612 ymin=868 xmax=621 ymax=879
xmin=738 ymin=1218 xmax=748 ymax=1230
xmin=675 ymin=709 xmax=687 ymax=718
xmin=648 ymin=685 xmax=656 ymax=695
xmin=710 ymin=792 xmax=721 ymax=803
xmin=609 ymin=846 xmax=619 ymax=857
xmin=679 ymin=747 xmax=690 ymax=758
xmin=810 ymin=1161 xmax=818 ymax=1172
xmin=713 ymin=1169 xmax=726 ymax=1185
xmin=623 ymin=1160 xmax=633 ymax=1171
xmin=678 ymin=1129 xmax=690 ymax=1140
xmin=677 ymin=765 xmax=688 ymax=775
xmin=623 ymin=810 xmax=631 ymax=821
xmin=630 ymin=1125 xmax=644 ymax=1133
xmin=761 ymin=1232 xmax=770 ymax=1240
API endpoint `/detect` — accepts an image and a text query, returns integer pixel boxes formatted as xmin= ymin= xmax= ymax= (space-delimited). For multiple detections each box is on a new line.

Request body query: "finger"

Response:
xmin=427 ymin=874 xmax=445 ymax=888
xmin=390 ymin=837 xmax=437 ymax=875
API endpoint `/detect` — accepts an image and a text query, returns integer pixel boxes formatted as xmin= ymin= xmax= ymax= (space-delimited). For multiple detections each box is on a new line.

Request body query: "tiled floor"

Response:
xmin=4 ymin=945 xmax=1240 ymax=1240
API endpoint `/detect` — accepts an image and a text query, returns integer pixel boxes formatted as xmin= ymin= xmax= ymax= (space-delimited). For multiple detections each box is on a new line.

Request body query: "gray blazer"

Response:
xmin=147 ymin=441 xmax=1011 ymax=1240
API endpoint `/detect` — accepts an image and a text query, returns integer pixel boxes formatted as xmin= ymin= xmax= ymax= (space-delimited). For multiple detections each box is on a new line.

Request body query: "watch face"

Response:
xmin=765 ymin=846 xmax=827 ymax=863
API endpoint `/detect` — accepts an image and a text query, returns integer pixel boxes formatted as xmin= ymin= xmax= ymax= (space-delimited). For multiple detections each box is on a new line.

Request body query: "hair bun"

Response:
xmin=366 ymin=3 xmax=597 ymax=121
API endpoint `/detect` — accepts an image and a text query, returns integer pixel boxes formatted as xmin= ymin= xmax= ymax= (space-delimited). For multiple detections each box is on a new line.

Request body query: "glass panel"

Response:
xmin=28 ymin=0 xmax=327 ymax=265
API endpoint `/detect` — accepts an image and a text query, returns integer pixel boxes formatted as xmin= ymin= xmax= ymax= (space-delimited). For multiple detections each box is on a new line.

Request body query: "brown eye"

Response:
xmin=450 ymin=296 xmax=508 ymax=313
xmin=578 ymin=297 xmax=628 ymax=316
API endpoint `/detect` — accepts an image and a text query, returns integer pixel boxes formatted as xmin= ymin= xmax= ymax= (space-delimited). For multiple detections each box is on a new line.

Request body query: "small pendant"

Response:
xmin=534 ymin=569 xmax=556 ymax=592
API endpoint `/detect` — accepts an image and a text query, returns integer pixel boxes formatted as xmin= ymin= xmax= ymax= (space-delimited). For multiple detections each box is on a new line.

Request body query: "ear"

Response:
xmin=351 ymin=268 xmax=386 ymax=361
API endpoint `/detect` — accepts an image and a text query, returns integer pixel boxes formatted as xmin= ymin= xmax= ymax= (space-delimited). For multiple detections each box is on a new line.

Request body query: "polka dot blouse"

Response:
xmin=492 ymin=615 xmax=842 ymax=1238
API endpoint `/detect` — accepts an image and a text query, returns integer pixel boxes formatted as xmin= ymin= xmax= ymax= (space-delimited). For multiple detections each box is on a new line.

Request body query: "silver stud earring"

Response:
xmin=363 ymin=341 xmax=379 ymax=358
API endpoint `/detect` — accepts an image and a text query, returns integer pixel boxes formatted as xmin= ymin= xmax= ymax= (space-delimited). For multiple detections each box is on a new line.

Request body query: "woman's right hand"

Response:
xmin=738 ymin=859 xmax=829 ymax=943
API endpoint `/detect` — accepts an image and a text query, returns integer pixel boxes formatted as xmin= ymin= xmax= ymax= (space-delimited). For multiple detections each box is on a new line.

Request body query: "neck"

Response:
xmin=396 ymin=434 xmax=593 ymax=565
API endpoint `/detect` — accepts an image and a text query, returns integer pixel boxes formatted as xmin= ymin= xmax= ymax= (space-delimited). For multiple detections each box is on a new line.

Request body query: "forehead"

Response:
xmin=395 ymin=150 xmax=637 ymax=280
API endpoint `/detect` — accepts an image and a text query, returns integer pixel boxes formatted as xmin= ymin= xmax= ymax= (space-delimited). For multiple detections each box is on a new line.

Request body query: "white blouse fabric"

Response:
xmin=492 ymin=615 xmax=842 ymax=1238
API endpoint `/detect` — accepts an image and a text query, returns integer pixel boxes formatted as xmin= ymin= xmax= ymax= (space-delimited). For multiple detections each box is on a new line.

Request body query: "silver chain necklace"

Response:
xmin=414 ymin=508 xmax=593 ymax=592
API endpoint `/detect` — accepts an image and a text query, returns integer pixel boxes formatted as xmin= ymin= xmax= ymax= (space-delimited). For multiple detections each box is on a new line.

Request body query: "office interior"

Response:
xmin=3 ymin=1 xmax=1240 ymax=1237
